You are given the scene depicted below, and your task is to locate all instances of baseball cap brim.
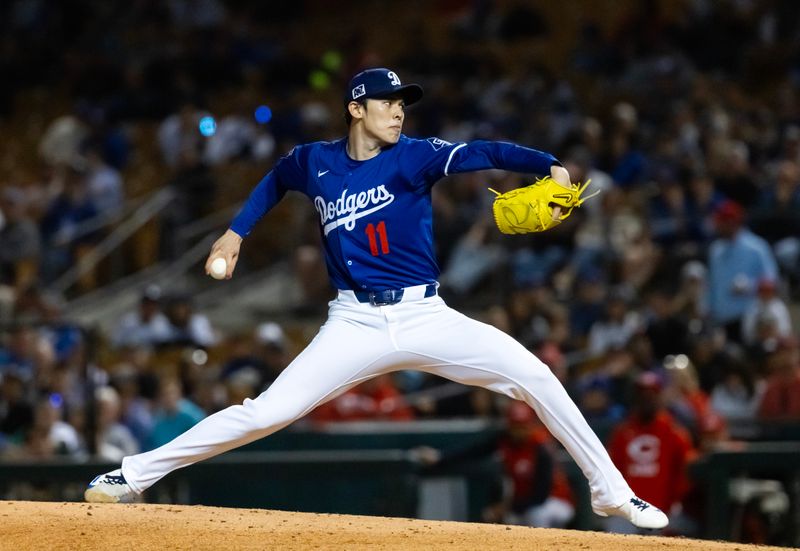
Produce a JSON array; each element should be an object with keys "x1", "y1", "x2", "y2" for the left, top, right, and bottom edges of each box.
[
  {"x1": 387, "y1": 83, "x2": 423, "y2": 106},
  {"x1": 344, "y1": 83, "x2": 424, "y2": 106}
]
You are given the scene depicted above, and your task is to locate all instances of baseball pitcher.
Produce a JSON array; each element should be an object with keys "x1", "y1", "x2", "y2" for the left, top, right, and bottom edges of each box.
[{"x1": 86, "y1": 68, "x2": 667, "y2": 530}]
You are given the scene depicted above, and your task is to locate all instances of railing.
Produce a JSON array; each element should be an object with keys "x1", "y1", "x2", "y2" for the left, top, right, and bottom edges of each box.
[
  {"x1": 52, "y1": 188, "x2": 176, "y2": 294},
  {"x1": 174, "y1": 202, "x2": 242, "y2": 255},
  {"x1": 690, "y1": 441, "x2": 800, "y2": 544},
  {"x1": 60, "y1": 196, "x2": 238, "y2": 326},
  {"x1": 48, "y1": 195, "x2": 149, "y2": 248}
]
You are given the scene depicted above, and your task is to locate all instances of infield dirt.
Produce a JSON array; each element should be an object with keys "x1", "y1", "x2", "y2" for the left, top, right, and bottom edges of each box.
[{"x1": 0, "y1": 500, "x2": 791, "y2": 550}]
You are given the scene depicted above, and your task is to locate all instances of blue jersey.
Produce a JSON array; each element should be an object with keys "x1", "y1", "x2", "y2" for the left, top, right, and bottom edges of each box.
[{"x1": 230, "y1": 135, "x2": 559, "y2": 291}]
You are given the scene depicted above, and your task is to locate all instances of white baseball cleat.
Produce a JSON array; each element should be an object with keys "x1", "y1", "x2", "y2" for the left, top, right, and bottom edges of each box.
[
  {"x1": 84, "y1": 469, "x2": 136, "y2": 503},
  {"x1": 594, "y1": 496, "x2": 669, "y2": 529}
]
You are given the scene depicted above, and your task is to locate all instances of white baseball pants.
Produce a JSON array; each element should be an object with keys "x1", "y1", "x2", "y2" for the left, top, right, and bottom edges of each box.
[{"x1": 122, "y1": 285, "x2": 634, "y2": 510}]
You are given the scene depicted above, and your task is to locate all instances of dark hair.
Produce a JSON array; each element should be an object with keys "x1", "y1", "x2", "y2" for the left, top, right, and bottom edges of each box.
[
  {"x1": 344, "y1": 100, "x2": 366, "y2": 126},
  {"x1": 721, "y1": 361, "x2": 756, "y2": 398}
]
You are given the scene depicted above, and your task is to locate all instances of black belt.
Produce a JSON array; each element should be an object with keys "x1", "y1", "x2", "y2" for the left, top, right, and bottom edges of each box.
[{"x1": 354, "y1": 284, "x2": 437, "y2": 306}]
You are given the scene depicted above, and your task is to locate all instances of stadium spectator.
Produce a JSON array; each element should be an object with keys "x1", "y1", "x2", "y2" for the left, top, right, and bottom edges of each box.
[
  {"x1": 508, "y1": 278, "x2": 567, "y2": 351},
  {"x1": 252, "y1": 322, "x2": 291, "y2": 383},
  {"x1": 312, "y1": 374, "x2": 414, "y2": 423},
  {"x1": 111, "y1": 285, "x2": 172, "y2": 349},
  {"x1": 707, "y1": 200, "x2": 778, "y2": 343},
  {"x1": 415, "y1": 401, "x2": 575, "y2": 529},
  {"x1": 686, "y1": 170, "x2": 724, "y2": 246},
  {"x1": 644, "y1": 287, "x2": 690, "y2": 361},
  {"x1": 38, "y1": 114, "x2": 90, "y2": 168},
  {"x1": 686, "y1": 327, "x2": 739, "y2": 395},
  {"x1": 83, "y1": 143, "x2": 124, "y2": 215},
  {"x1": 710, "y1": 363, "x2": 765, "y2": 423},
  {"x1": 109, "y1": 366, "x2": 155, "y2": 450},
  {"x1": 483, "y1": 402, "x2": 575, "y2": 528},
  {"x1": 95, "y1": 386, "x2": 139, "y2": 462},
  {"x1": 713, "y1": 141, "x2": 759, "y2": 208},
  {"x1": 671, "y1": 260, "x2": 709, "y2": 330},
  {"x1": 438, "y1": 174, "x2": 505, "y2": 297},
  {"x1": 162, "y1": 293, "x2": 219, "y2": 349},
  {"x1": 157, "y1": 102, "x2": 208, "y2": 169},
  {"x1": 222, "y1": 367, "x2": 261, "y2": 408},
  {"x1": 0, "y1": 371, "x2": 33, "y2": 441},
  {"x1": 145, "y1": 378, "x2": 205, "y2": 451},
  {"x1": 604, "y1": 103, "x2": 647, "y2": 188},
  {"x1": 757, "y1": 337, "x2": 800, "y2": 420},
  {"x1": 741, "y1": 278, "x2": 793, "y2": 348},
  {"x1": 750, "y1": 160, "x2": 800, "y2": 285},
  {"x1": 220, "y1": 323, "x2": 290, "y2": 392},
  {"x1": 203, "y1": 97, "x2": 275, "y2": 166},
  {"x1": 567, "y1": 268, "x2": 607, "y2": 347},
  {"x1": 0, "y1": 325, "x2": 53, "y2": 384},
  {"x1": 16, "y1": 394, "x2": 85, "y2": 459},
  {"x1": 587, "y1": 286, "x2": 641, "y2": 357},
  {"x1": 560, "y1": 147, "x2": 614, "y2": 288},
  {"x1": 626, "y1": 332, "x2": 662, "y2": 376},
  {"x1": 606, "y1": 372, "x2": 694, "y2": 534},
  {"x1": 575, "y1": 374, "x2": 626, "y2": 426},
  {"x1": 661, "y1": 354, "x2": 712, "y2": 437},
  {"x1": 647, "y1": 171, "x2": 703, "y2": 260},
  {"x1": 0, "y1": 187, "x2": 41, "y2": 320},
  {"x1": 38, "y1": 163, "x2": 101, "y2": 289}
]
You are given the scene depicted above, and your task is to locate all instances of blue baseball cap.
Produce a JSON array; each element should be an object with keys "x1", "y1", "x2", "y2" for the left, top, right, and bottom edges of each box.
[{"x1": 344, "y1": 68, "x2": 423, "y2": 107}]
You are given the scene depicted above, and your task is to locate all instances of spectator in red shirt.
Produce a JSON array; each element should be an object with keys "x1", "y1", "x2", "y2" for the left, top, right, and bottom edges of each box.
[
  {"x1": 311, "y1": 374, "x2": 414, "y2": 422},
  {"x1": 492, "y1": 401, "x2": 576, "y2": 528},
  {"x1": 412, "y1": 401, "x2": 575, "y2": 528},
  {"x1": 606, "y1": 371, "x2": 694, "y2": 533},
  {"x1": 758, "y1": 336, "x2": 800, "y2": 420}
]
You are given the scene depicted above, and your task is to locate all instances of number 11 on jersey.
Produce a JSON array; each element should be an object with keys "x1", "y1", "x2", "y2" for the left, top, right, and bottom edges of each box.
[{"x1": 365, "y1": 221, "x2": 390, "y2": 256}]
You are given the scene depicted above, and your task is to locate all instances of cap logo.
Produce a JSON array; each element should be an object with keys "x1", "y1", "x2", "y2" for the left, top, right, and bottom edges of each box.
[
  {"x1": 352, "y1": 84, "x2": 366, "y2": 100},
  {"x1": 387, "y1": 71, "x2": 401, "y2": 86}
]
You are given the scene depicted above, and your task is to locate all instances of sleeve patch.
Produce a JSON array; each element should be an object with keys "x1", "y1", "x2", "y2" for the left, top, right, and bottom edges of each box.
[{"x1": 427, "y1": 137, "x2": 453, "y2": 151}]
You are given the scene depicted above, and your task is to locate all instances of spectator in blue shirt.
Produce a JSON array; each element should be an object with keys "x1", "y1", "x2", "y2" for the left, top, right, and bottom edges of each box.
[
  {"x1": 145, "y1": 378, "x2": 205, "y2": 451},
  {"x1": 707, "y1": 200, "x2": 778, "y2": 343}
]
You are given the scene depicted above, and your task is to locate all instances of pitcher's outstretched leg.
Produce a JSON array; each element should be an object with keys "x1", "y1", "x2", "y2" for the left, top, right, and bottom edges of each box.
[
  {"x1": 86, "y1": 306, "x2": 393, "y2": 502},
  {"x1": 403, "y1": 303, "x2": 668, "y2": 529}
]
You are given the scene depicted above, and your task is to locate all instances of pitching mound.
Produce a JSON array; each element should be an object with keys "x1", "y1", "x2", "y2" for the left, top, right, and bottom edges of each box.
[{"x1": 0, "y1": 500, "x2": 786, "y2": 550}]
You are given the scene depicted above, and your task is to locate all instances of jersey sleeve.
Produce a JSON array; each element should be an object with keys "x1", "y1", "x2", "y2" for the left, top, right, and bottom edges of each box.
[
  {"x1": 446, "y1": 140, "x2": 561, "y2": 176},
  {"x1": 402, "y1": 137, "x2": 561, "y2": 191},
  {"x1": 400, "y1": 137, "x2": 469, "y2": 191},
  {"x1": 229, "y1": 146, "x2": 306, "y2": 237}
]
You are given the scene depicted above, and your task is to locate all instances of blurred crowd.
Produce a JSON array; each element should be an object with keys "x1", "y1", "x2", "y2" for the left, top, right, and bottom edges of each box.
[{"x1": 1, "y1": 0, "x2": 800, "y2": 542}]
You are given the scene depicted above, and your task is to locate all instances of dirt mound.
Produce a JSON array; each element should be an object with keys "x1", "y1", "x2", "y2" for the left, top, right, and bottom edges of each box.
[{"x1": 0, "y1": 500, "x2": 785, "y2": 550}]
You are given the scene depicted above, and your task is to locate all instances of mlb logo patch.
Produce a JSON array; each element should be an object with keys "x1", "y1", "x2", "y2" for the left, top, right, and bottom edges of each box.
[
  {"x1": 427, "y1": 137, "x2": 452, "y2": 151},
  {"x1": 352, "y1": 84, "x2": 366, "y2": 100}
]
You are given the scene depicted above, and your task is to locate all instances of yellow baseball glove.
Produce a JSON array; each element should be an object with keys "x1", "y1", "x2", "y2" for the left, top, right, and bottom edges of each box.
[{"x1": 489, "y1": 177, "x2": 598, "y2": 235}]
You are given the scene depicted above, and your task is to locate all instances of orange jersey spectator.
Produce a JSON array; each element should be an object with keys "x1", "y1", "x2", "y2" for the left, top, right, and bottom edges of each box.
[{"x1": 608, "y1": 372, "x2": 694, "y2": 513}]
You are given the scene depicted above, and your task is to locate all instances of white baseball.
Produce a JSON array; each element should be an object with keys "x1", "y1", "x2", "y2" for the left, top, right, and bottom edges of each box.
[{"x1": 210, "y1": 257, "x2": 227, "y2": 280}]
